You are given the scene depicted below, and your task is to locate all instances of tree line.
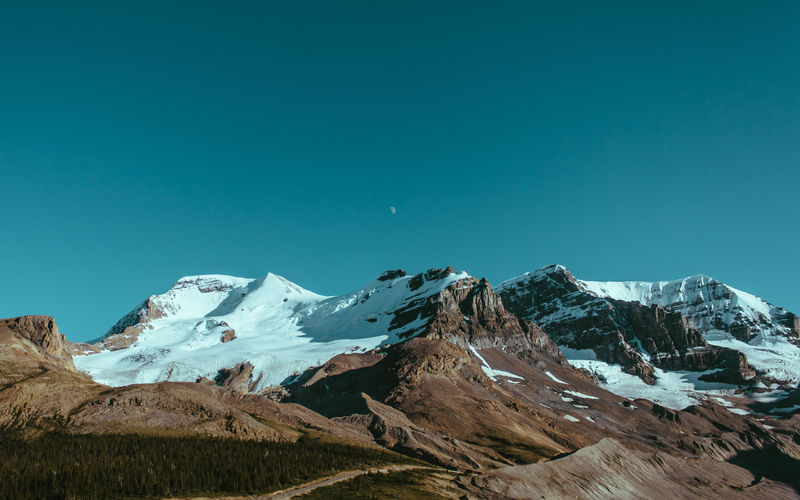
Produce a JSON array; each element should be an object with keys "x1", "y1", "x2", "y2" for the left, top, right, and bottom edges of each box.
[{"x1": 0, "y1": 432, "x2": 413, "y2": 499}]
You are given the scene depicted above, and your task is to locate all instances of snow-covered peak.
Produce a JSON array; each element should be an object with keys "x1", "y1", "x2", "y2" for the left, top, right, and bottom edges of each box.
[
  {"x1": 499, "y1": 264, "x2": 570, "y2": 288},
  {"x1": 298, "y1": 267, "x2": 471, "y2": 343},
  {"x1": 578, "y1": 273, "x2": 792, "y2": 341},
  {"x1": 498, "y1": 265, "x2": 800, "y2": 410},
  {"x1": 76, "y1": 267, "x2": 475, "y2": 391},
  {"x1": 144, "y1": 273, "x2": 325, "y2": 322},
  {"x1": 499, "y1": 265, "x2": 795, "y2": 343}
]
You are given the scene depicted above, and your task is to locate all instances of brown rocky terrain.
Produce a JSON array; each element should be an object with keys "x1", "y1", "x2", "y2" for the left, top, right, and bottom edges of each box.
[
  {"x1": 456, "y1": 437, "x2": 798, "y2": 499},
  {"x1": 1, "y1": 315, "x2": 78, "y2": 371},
  {"x1": 0, "y1": 316, "x2": 104, "y2": 431},
  {"x1": 286, "y1": 334, "x2": 800, "y2": 482},
  {"x1": 84, "y1": 296, "x2": 168, "y2": 352},
  {"x1": 287, "y1": 338, "x2": 579, "y2": 469}
]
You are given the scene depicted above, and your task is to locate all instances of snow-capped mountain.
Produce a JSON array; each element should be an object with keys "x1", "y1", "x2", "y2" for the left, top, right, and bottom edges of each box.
[
  {"x1": 75, "y1": 264, "x2": 799, "y2": 412},
  {"x1": 580, "y1": 273, "x2": 799, "y2": 343},
  {"x1": 75, "y1": 267, "x2": 555, "y2": 391},
  {"x1": 497, "y1": 265, "x2": 800, "y2": 409}
]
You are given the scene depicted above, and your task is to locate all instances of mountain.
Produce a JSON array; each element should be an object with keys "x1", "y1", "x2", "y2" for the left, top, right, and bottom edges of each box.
[
  {"x1": 75, "y1": 268, "x2": 561, "y2": 392},
  {"x1": 497, "y1": 264, "x2": 800, "y2": 410},
  {"x1": 76, "y1": 265, "x2": 800, "y2": 415}
]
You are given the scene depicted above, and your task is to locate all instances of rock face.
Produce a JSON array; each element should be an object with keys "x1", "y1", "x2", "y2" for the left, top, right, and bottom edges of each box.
[
  {"x1": 392, "y1": 270, "x2": 565, "y2": 364},
  {"x1": 0, "y1": 316, "x2": 101, "y2": 430},
  {"x1": 497, "y1": 265, "x2": 753, "y2": 384},
  {"x1": 92, "y1": 297, "x2": 167, "y2": 351},
  {"x1": 337, "y1": 392, "x2": 508, "y2": 469},
  {"x1": 219, "y1": 328, "x2": 236, "y2": 343},
  {"x1": 215, "y1": 362, "x2": 256, "y2": 393},
  {"x1": 0, "y1": 315, "x2": 77, "y2": 372}
]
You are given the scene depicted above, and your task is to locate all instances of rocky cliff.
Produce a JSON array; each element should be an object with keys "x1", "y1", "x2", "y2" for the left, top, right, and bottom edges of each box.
[
  {"x1": 497, "y1": 265, "x2": 754, "y2": 384},
  {"x1": 0, "y1": 315, "x2": 77, "y2": 372}
]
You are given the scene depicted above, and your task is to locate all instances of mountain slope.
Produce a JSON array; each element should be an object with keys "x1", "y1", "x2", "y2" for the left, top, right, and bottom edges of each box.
[{"x1": 457, "y1": 437, "x2": 798, "y2": 499}]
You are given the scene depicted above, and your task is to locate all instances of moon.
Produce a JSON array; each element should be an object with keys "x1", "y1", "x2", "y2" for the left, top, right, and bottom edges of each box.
[{"x1": 389, "y1": 206, "x2": 397, "y2": 215}]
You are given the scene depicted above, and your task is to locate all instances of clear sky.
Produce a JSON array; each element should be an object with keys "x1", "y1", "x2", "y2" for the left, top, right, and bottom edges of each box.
[{"x1": 1, "y1": 1, "x2": 798, "y2": 342}]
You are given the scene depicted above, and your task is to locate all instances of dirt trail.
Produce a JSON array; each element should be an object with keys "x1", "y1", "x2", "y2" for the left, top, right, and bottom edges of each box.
[
  {"x1": 265, "y1": 464, "x2": 425, "y2": 499},
  {"x1": 175, "y1": 464, "x2": 428, "y2": 500}
]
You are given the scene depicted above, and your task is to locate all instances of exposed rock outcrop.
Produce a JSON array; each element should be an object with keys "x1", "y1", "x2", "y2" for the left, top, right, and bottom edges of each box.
[
  {"x1": 219, "y1": 328, "x2": 236, "y2": 343},
  {"x1": 0, "y1": 315, "x2": 77, "y2": 372},
  {"x1": 391, "y1": 268, "x2": 566, "y2": 366},
  {"x1": 336, "y1": 393, "x2": 506, "y2": 469},
  {"x1": 215, "y1": 362, "x2": 256, "y2": 393},
  {"x1": 90, "y1": 297, "x2": 167, "y2": 351}
]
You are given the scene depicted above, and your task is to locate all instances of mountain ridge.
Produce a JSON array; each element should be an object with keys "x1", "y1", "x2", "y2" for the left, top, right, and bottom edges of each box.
[{"x1": 72, "y1": 264, "x2": 800, "y2": 416}]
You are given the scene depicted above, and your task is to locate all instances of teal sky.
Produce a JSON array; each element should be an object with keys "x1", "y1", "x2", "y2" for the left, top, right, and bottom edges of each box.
[{"x1": 1, "y1": 2, "x2": 798, "y2": 342}]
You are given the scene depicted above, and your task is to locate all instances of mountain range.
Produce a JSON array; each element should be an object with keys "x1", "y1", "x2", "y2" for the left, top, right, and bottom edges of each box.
[
  {"x1": 3, "y1": 264, "x2": 800, "y2": 498},
  {"x1": 74, "y1": 265, "x2": 800, "y2": 414}
]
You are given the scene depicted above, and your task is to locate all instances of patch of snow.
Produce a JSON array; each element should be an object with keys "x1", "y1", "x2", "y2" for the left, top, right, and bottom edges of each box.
[
  {"x1": 563, "y1": 415, "x2": 580, "y2": 422},
  {"x1": 563, "y1": 389, "x2": 598, "y2": 400},
  {"x1": 566, "y1": 357, "x2": 736, "y2": 410},
  {"x1": 544, "y1": 371, "x2": 567, "y2": 384},
  {"x1": 705, "y1": 330, "x2": 800, "y2": 384},
  {"x1": 468, "y1": 345, "x2": 524, "y2": 382},
  {"x1": 711, "y1": 397, "x2": 733, "y2": 407}
]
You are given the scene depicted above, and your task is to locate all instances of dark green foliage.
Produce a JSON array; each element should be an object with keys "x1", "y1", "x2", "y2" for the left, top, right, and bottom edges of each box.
[{"x1": 0, "y1": 432, "x2": 411, "y2": 499}]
